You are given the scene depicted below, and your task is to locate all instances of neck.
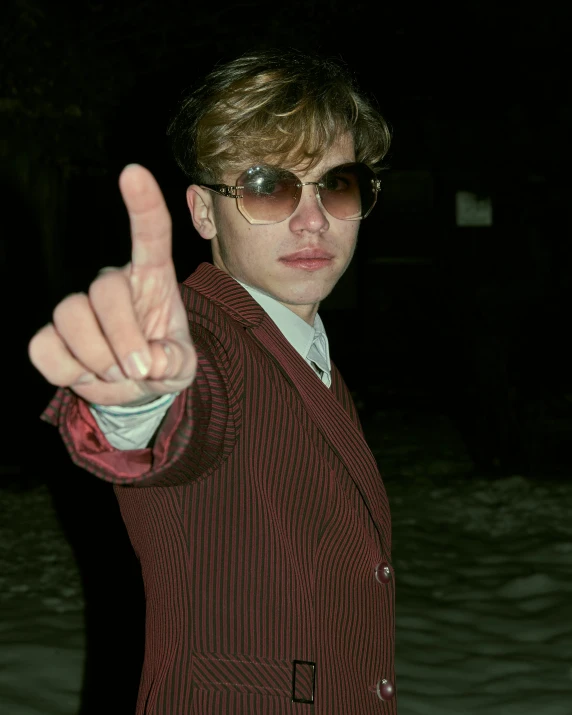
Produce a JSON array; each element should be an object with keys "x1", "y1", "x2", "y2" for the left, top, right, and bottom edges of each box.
[{"x1": 279, "y1": 300, "x2": 318, "y2": 326}]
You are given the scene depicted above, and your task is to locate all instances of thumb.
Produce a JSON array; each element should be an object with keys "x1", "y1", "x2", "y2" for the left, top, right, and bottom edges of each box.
[{"x1": 147, "y1": 336, "x2": 197, "y2": 384}]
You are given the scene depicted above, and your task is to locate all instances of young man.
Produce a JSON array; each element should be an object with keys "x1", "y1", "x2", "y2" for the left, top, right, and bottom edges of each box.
[{"x1": 29, "y1": 50, "x2": 396, "y2": 714}]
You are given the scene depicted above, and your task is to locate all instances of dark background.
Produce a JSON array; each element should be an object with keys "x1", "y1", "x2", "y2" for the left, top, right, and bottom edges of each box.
[{"x1": 3, "y1": 1, "x2": 572, "y2": 711}]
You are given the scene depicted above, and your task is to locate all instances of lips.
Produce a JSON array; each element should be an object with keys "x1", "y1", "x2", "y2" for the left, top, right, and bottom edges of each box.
[
  {"x1": 279, "y1": 249, "x2": 334, "y2": 272},
  {"x1": 280, "y1": 249, "x2": 334, "y2": 261}
]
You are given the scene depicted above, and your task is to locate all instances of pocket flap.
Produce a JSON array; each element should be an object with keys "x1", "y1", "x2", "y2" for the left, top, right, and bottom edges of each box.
[{"x1": 193, "y1": 651, "x2": 314, "y2": 702}]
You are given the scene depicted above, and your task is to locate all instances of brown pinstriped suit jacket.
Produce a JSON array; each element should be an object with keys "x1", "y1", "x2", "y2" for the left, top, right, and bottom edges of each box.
[{"x1": 43, "y1": 262, "x2": 397, "y2": 714}]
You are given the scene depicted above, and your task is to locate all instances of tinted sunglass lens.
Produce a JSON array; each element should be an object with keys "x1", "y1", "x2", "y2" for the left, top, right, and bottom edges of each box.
[
  {"x1": 239, "y1": 166, "x2": 299, "y2": 223},
  {"x1": 320, "y1": 164, "x2": 376, "y2": 220}
]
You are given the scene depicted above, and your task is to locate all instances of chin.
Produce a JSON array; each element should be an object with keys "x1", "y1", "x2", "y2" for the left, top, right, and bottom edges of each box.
[
  {"x1": 265, "y1": 273, "x2": 337, "y2": 306},
  {"x1": 282, "y1": 288, "x2": 331, "y2": 306}
]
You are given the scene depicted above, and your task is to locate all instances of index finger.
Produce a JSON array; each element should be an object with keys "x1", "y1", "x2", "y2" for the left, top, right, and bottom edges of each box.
[{"x1": 119, "y1": 164, "x2": 173, "y2": 268}]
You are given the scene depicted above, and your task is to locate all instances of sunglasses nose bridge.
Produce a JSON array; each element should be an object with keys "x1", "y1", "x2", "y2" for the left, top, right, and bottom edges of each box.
[
  {"x1": 296, "y1": 181, "x2": 327, "y2": 212},
  {"x1": 298, "y1": 181, "x2": 322, "y2": 194}
]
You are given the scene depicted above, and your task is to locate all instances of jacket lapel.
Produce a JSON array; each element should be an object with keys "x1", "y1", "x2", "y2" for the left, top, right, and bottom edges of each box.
[
  {"x1": 249, "y1": 316, "x2": 391, "y2": 552},
  {"x1": 185, "y1": 263, "x2": 390, "y2": 551}
]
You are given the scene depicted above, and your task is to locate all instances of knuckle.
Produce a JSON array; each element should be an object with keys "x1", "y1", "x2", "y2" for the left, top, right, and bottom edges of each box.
[
  {"x1": 46, "y1": 373, "x2": 69, "y2": 387},
  {"x1": 28, "y1": 323, "x2": 57, "y2": 360},
  {"x1": 96, "y1": 265, "x2": 121, "y2": 278},
  {"x1": 53, "y1": 292, "x2": 88, "y2": 326},
  {"x1": 28, "y1": 327, "x2": 48, "y2": 365},
  {"x1": 28, "y1": 325, "x2": 66, "y2": 386},
  {"x1": 89, "y1": 270, "x2": 124, "y2": 304},
  {"x1": 88, "y1": 280, "x2": 104, "y2": 304}
]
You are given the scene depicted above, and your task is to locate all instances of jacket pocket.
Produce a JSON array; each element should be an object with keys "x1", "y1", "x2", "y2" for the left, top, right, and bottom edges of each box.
[
  {"x1": 192, "y1": 651, "x2": 292, "y2": 698},
  {"x1": 190, "y1": 652, "x2": 317, "y2": 714}
]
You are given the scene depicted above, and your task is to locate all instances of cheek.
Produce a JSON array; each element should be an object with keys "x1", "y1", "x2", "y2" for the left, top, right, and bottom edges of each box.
[
  {"x1": 213, "y1": 203, "x2": 245, "y2": 261},
  {"x1": 339, "y1": 225, "x2": 359, "y2": 257},
  {"x1": 216, "y1": 220, "x2": 265, "y2": 270}
]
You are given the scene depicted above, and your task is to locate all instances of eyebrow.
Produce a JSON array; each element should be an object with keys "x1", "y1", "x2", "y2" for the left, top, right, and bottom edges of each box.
[
  {"x1": 248, "y1": 159, "x2": 356, "y2": 179},
  {"x1": 301, "y1": 159, "x2": 356, "y2": 181}
]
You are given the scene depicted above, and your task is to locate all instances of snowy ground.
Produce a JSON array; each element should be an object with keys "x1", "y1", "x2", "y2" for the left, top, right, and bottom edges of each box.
[{"x1": 2, "y1": 410, "x2": 571, "y2": 714}]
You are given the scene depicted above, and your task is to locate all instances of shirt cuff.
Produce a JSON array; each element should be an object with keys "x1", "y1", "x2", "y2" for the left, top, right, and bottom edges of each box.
[{"x1": 89, "y1": 393, "x2": 179, "y2": 450}]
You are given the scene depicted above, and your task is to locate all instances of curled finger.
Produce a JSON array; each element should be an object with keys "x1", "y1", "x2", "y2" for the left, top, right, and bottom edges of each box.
[
  {"x1": 28, "y1": 323, "x2": 97, "y2": 387},
  {"x1": 88, "y1": 271, "x2": 152, "y2": 380}
]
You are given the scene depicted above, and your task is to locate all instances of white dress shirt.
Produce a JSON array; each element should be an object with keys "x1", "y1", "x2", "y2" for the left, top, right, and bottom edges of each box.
[{"x1": 90, "y1": 277, "x2": 332, "y2": 450}]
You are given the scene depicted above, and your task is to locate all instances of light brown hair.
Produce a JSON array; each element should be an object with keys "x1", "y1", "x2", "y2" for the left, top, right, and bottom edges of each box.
[{"x1": 168, "y1": 49, "x2": 391, "y2": 183}]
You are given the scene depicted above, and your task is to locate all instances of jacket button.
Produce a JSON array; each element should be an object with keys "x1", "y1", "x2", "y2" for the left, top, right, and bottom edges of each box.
[
  {"x1": 376, "y1": 678, "x2": 395, "y2": 701},
  {"x1": 375, "y1": 561, "x2": 391, "y2": 584}
]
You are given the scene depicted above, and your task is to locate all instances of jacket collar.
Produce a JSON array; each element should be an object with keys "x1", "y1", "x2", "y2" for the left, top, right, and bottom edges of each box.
[{"x1": 183, "y1": 262, "x2": 265, "y2": 327}]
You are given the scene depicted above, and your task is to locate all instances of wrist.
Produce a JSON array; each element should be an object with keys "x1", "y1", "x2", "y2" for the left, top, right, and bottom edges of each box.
[
  {"x1": 91, "y1": 392, "x2": 179, "y2": 413},
  {"x1": 121, "y1": 394, "x2": 166, "y2": 408}
]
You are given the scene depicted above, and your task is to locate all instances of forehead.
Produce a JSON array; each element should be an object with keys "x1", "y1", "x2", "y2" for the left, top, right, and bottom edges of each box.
[
  {"x1": 291, "y1": 134, "x2": 356, "y2": 178},
  {"x1": 226, "y1": 132, "x2": 356, "y2": 180}
]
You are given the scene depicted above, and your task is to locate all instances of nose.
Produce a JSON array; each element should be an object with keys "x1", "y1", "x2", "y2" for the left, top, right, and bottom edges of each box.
[{"x1": 288, "y1": 183, "x2": 330, "y2": 234}]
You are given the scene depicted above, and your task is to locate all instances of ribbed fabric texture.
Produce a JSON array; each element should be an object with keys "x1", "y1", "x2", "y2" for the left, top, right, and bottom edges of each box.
[{"x1": 41, "y1": 262, "x2": 396, "y2": 714}]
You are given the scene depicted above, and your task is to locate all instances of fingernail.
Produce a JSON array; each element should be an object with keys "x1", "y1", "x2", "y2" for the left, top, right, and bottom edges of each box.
[
  {"x1": 75, "y1": 372, "x2": 96, "y2": 385},
  {"x1": 125, "y1": 351, "x2": 149, "y2": 379},
  {"x1": 104, "y1": 364, "x2": 125, "y2": 382}
]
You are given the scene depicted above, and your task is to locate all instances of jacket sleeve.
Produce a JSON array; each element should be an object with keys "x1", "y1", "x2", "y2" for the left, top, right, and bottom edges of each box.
[{"x1": 40, "y1": 325, "x2": 243, "y2": 487}]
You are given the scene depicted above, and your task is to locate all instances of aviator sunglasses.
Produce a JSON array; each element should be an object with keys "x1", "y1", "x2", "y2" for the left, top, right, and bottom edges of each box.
[{"x1": 201, "y1": 162, "x2": 381, "y2": 225}]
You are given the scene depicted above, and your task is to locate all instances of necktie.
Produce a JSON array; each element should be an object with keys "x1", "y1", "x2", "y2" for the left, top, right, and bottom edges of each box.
[{"x1": 307, "y1": 332, "x2": 330, "y2": 383}]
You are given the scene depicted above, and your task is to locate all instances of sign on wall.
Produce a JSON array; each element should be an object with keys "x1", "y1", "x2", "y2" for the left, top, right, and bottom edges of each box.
[{"x1": 455, "y1": 191, "x2": 493, "y2": 227}]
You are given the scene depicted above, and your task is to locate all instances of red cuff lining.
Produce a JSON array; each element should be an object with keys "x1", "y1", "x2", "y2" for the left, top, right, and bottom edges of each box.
[{"x1": 65, "y1": 395, "x2": 186, "y2": 479}]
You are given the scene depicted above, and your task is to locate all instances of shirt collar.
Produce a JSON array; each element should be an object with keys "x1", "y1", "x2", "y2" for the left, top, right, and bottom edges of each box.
[{"x1": 236, "y1": 279, "x2": 331, "y2": 370}]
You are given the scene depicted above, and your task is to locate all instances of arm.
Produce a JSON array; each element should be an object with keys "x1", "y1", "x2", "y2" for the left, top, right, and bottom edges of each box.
[
  {"x1": 40, "y1": 331, "x2": 241, "y2": 486},
  {"x1": 29, "y1": 165, "x2": 199, "y2": 480}
]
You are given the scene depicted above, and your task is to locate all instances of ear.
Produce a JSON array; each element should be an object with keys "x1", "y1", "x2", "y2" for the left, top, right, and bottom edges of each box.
[{"x1": 186, "y1": 185, "x2": 217, "y2": 240}]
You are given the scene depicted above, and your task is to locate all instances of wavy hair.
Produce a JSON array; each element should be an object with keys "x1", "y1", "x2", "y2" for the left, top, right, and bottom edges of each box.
[{"x1": 168, "y1": 49, "x2": 391, "y2": 183}]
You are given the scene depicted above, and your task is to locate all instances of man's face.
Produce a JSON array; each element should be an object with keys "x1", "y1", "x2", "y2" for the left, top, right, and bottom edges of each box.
[{"x1": 189, "y1": 134, "x2": 359, "y2": 324}]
